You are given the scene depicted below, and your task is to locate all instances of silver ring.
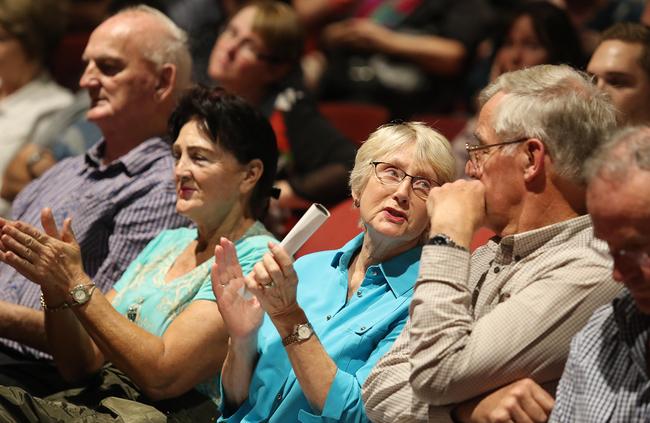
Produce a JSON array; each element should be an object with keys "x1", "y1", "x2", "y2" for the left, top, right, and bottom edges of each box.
[{"x1": 263, "y1": 281, "x2": 275, "y2": 288}]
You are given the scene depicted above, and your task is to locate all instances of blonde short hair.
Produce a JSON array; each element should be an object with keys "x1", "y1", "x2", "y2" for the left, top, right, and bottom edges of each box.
[{"x1": 349, "y1": 122, "x2": 456, "y2": 199}]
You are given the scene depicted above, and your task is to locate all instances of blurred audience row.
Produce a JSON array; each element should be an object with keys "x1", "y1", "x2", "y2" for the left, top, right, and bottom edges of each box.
[{"x1": 3, "y1": 0, "x2": 650, "y2": 225}]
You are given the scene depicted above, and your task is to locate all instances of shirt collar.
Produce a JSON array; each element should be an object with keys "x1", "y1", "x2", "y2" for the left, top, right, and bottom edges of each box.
[
  {"x1": 330, "y1": 233, "x2": 422, "y2": 298},
  {"x1": 83, "y1": 137, "x2": 171, "y2": 176},
  {"x1": 494, "y1": 215, "x2": 592, "y2": 264}
]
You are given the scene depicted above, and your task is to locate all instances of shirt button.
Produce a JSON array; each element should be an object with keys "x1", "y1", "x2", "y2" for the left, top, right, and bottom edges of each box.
[
  {"x1": 326, "y1": 315, "x2": 331, "y2": 320},
  {"x1": 277, "y1": 394, "x2": 282, "y2": 400},
  {"x1": 356, "y1": 291, "x2": 363, "y2": 297},
  {"x1": 493, "y1": 267, "x2": 500, "y2": 273},
  {"x1": 360, "y1": 326, "x2": 366, "y2": 331}
]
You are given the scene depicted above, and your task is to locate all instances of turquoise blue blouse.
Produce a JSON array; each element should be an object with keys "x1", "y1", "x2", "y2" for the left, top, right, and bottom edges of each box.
[
  {"x1": 111, "y1": 222, "x2": 276, "y2": 403},
  {"x1": 219, "y1": 233, "x2": 422, "y2": 422}
]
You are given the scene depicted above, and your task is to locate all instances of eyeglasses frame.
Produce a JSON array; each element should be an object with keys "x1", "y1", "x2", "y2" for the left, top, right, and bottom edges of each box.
[{"x1": 369, "y1": 161, "x2": 440, "y2": 200}]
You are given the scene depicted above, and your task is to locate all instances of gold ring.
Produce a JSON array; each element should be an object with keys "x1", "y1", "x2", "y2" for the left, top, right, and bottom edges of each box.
[{"x1": 263, "y1": 281, "x2": 275, "y2": 288}]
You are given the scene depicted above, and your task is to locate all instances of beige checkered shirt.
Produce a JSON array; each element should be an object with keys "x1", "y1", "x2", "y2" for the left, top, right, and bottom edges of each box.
[{"x1": 362, "y1": 215, "x2": 622, "y2": 422}]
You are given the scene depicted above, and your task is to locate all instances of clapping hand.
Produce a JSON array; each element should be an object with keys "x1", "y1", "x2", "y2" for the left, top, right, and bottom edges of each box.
[
  {"x1": 0, "y1": 208, "x2": 85, "y2": 302},
  {"x1": 211, "y1": 238, "x2": 264, "y2": 340}
]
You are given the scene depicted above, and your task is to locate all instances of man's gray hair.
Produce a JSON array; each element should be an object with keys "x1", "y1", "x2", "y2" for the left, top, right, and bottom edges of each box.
[
  {"x1": 585, "y1": 126, "x2": 650, "y2": 183},
  {"x1": 119, "y1": 5, "x2": 192, "y2": 91},
  {"x1": 479, "y1": 64, "x2": 617, "y2": 185}
]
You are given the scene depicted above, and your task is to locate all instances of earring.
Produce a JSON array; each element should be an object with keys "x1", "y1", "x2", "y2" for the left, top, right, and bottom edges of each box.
[{"x1": 353, "y1": 198, "x2": 360, "y2": 208}]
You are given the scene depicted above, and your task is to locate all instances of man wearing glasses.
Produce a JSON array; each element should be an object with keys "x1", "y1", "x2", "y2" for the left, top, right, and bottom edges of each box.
[
  {"x1": 550, "y1": 126, "x2": 650, "y2": 421},
  {"x1": 363, "y1": 64, "x2": 623, "y2": 422}
]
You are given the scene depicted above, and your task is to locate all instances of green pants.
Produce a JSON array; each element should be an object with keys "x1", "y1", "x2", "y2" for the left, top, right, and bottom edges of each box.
[{"x1": 0, "y1": 365, "x2": 219, "y2": 422}]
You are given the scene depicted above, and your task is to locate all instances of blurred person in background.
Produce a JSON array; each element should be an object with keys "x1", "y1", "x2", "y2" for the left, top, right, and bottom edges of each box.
[
  {"x1": 208, "y1": 1, "x2": 356, "y2": 235},
  {"x1": 295, "y1": 0, "x2": 496, "y2": 117},
  {"x1": 0, "y1": 0, "x2": 74, "y2": 217},
  {"x1": 587, "y1": 22, "x2": 650, "y2": 126},
  {"x1": 453, "y1": 1, "x2": 585, "y2": 178}
]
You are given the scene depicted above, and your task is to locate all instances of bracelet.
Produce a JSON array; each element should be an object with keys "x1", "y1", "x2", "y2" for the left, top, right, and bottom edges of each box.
[{"x1": 40, "y1": 293, "x2": 70, "y2": 312}]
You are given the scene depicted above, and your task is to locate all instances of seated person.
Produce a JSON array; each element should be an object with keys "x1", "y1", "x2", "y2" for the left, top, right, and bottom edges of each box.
[
  {"x1": 0, "y1": 86, "x2": 279, "y2": 420},
  {"x1": 363, "y1": 65, "x2": 622, "y2": 423},
  {"x1": 0, "y1": 6, "x2": 191, "y2": 373},
  {"x1": 0, "y1": 0, "x2": 74, "y2": 216},
  {"x1": 587, "y1": 22, "x2": 650, "y2": 126},
  {"x1": 211, "y1": 121, "x2": 455, "y2": 421},
  {"x1": 208, "y1": 1, "x2": 357, "y2": 215},
  {"x1": 454, "y1": 1, "x2": 585, "y2": 178},
  {"x1": 550, "y1": 126, "x2": 650, "y2": 421},
  {"x1": 1, "y1": 91, "x2": 102, "y2": 204},
  {"x1": 297, "y1": 0, "x2": 496, "y2": 117}
]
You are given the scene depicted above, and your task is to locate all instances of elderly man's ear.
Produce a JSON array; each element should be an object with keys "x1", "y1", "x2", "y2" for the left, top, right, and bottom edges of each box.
[
  {"x1": 155, "y1": 64, "x2": 176, "y2": 101},
  {"x1": 522, "y1": 138, "x2": 546, "y2": 183}
]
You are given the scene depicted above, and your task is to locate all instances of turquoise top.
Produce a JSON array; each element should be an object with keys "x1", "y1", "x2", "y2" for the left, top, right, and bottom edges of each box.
[
  {"x1": 219, "y1": 233, "x2": 422, "y2": 422},
  {"x1": 112, "y1": 222, "x2": 276, "y2": 403}
]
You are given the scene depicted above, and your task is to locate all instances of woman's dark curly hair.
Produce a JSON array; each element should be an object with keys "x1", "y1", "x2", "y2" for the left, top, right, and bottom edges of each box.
[{"x1": 168, "y1": 85, "x2": 278, "y2": 220}]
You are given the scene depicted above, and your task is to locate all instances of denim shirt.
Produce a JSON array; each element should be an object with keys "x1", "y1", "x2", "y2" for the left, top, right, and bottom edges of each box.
[{"x1": 219, "y1": 233, "x2": 421, "y2": 422}]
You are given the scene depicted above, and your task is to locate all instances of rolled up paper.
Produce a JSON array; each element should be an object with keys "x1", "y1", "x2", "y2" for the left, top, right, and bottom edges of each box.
[{"x1": 238, "y1": 203, "x2": 330, "y2": 299}]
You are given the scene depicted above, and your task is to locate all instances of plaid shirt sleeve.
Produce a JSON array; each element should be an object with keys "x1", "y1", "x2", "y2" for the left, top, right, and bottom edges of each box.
[
  {"x1": 90, "y1": 183, "x2": 189, "y2": 292},
  {"x1": 363, "y1": 319, "x2": 436, "y2": 423},
  {"x1": 409, "y1": 245, "x2": 620, "y2": 406}
]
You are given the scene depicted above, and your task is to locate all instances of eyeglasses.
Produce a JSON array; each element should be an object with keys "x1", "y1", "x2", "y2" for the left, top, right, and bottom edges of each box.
[
  {"x1": 589, "y1": 238, "x2": 650, "y2": 271},
  {"x1": 370, "y1": 161, "x2": 439, "y2": 200},
  {"x1": 465, "y1": 137, "x2": 529, "y2": 173}
]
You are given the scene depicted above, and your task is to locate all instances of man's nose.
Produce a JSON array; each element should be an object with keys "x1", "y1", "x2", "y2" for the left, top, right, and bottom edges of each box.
[
  {"x1": 79, "y1": 63, "x2": 98, "y2": 88},
  {"x1": 466, "y1": 160, "x2": 480, "y2": 179}
]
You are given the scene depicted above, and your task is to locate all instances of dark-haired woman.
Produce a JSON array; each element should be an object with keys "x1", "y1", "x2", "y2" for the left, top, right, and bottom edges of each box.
[
  {"x1": 455, "y1": 1, "x2": 585, "y2": 178},
  {"x1": 0, "y1": 86, "x2": 278, "y2": 420}
]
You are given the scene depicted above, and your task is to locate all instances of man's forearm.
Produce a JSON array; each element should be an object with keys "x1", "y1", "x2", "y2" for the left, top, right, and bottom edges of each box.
[{"x1": 0, "y1": 300, "x2": 48, "y2": 353}]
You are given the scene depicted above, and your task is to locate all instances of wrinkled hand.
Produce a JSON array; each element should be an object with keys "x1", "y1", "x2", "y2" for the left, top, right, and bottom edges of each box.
[
  {"x1": 245, "y1": 243, "x2": 300, "y2": 320},
  {"x1": 460, "y1": 378, "x2": 555, "y2": 423},
  {"x1": 211, "y1": 238, "x2": 263, "y2": 340},
  {"x1": 0, "y1": 208, "x2": 85, "y2": 300},
  {"x1": 322, "y1": 18, "x2": 390, "y2": 50},
  {"x1": 426, "y1": 179, "x2": 487, "y2": 245}
]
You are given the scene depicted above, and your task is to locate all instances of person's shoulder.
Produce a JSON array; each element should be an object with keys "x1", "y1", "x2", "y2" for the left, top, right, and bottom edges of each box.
[{"x1": 573, "y1": 301, "x2": 616, "y2": 348}]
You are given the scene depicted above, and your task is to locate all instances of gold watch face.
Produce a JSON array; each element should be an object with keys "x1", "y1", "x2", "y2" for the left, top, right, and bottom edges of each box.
[
  {"x1": 297, "y1": 325, "x2": 312, "y2": 340},
  {"x1": 71, "y1": 286, "x2": 89, "y2": 303}
]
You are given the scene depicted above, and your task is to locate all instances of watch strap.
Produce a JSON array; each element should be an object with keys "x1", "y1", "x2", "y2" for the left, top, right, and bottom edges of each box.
[
  {"x1": 40, "y1": 293, "x2": 70, "y2": 312},
  {"x1": 428, "y1": 233, "x2": 469, "y2": 252}
]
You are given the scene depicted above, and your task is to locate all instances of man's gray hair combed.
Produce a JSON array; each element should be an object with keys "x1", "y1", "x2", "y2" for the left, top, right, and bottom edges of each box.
[
  {"x1": 479, "y1": 64, "x2": 617, "y2": 185},
  {"x1": 119, "y1": 5, "x2": 192, "y2": 90},
  {"x1": 585, "y1": 126, "x2": 650, "y2": 183}
]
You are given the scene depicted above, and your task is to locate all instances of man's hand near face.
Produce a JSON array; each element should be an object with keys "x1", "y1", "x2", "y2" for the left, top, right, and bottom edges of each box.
[{"x1": 427, "y1": 179, "x2": 487, "y2": 248}]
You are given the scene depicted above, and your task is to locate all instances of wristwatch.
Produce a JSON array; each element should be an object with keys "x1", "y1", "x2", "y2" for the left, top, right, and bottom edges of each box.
[
  {"x1": 428, "y1": 233, "x2": 468, "y2": 252},
  {"x1": 69, "y1": 283, "x2": 97, "y2": 306},
  {"x1": 282, "y1": 322, "x2": 314, "y2": 346}
]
